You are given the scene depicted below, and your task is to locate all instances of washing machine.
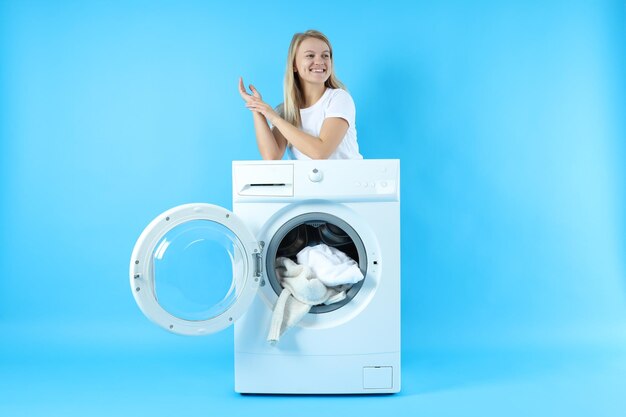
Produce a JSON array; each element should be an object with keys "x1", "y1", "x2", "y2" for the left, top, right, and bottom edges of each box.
[{"x1": 129, "y1": 159, "x2": 400, "y2": 394}]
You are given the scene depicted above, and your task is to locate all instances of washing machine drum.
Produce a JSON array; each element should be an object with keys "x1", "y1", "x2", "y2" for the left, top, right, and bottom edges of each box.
[
  {"x1": 266, "y1": 212, "x2": 368, "y2": 314},
  {"x1": 319, "y1": 223, "x2": 353, "y2": 246}
]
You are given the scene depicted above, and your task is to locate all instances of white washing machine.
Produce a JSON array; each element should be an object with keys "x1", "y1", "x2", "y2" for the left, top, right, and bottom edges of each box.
[{"x1": 129, "y1": 159, "x2": 400, "y2": 394}]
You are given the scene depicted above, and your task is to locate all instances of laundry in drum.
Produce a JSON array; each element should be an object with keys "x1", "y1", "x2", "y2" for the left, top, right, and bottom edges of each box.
[
  {"x1": 296, "y1": 244, "x2": 364, "y2": 287},
  {"x1": 267, "y1": 243, "x2": 364, "y2": 344}
]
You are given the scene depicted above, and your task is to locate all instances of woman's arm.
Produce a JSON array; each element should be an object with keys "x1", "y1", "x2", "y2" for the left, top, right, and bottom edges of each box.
[
  {"x1": 239, "y1": 78, "x2": 287, "y2": 160},
  {"x1": 272, "y1": 117, "x2": 348, "y2": 160},
  {"x1": 245, "y1": 96, "x2": 349, "y2": 160},
  {"x1": 251, "y1": 112, "x2": 287, "y2": 160}
]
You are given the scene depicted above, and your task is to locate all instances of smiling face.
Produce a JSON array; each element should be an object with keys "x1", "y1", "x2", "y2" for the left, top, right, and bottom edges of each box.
[{"x1": 294, "y1": 37, "x2": 332, "y2": 86}]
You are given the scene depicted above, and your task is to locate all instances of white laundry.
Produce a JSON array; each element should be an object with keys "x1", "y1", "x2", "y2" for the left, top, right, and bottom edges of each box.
[
  {"x1": 267, "y1": 257, "x2": 347, "y2": 344},
  {"x1": 296, "y1": 244, "x2": 365, "y2": 287}
]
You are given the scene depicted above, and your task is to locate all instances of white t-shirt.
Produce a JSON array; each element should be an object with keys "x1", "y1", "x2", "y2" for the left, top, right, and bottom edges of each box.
[{"x1": 282, "y1": 88, "x2": 363, "y2": 160}]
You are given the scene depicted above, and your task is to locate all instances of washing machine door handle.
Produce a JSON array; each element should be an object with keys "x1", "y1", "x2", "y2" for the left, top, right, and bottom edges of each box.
[{"x1": 129, "y1": 203, "x2": 262, "y2": 336}]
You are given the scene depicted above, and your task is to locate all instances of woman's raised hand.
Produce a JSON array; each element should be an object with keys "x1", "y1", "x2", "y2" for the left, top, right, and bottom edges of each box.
[
  {"x1": 239, "y1": 77, "x2": 262, "y2": 103},
  {"x1": 245, "y1": 97, "x2": 280, "y2": 124},
  {"x1": 239, "y1": 77, "x2": 279, "y2": 124}
]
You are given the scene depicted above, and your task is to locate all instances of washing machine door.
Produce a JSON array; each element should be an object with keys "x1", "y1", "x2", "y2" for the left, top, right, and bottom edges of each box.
[{"x1": 129, "y1": 203, "x2": 262, "y2": 336}]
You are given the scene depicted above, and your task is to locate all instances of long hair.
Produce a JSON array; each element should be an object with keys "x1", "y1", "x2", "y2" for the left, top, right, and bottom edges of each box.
[{"x1": 283, "y1": 30, "x2": 346, "y2": 128}]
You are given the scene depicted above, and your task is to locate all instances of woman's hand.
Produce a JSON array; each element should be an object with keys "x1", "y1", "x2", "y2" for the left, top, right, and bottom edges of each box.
[
  {"x1": 238, "y1": 77, "x2": 262, "y2": 103},
  {"x1": 239, "y1": 77, "x2": 281, "y2": 124},
  {"x1": 245, "y1": 96, "x2": 281, "y2": 125}
]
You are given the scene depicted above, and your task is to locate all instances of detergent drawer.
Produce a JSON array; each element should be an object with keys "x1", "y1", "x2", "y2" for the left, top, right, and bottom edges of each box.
[{"x1": 234, "y1": 163, "x2": 294, "y2": 197}]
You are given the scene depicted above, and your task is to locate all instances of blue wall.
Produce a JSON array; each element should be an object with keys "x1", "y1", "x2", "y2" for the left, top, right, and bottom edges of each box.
[{"x1": 1, "y1": 1, "x2": 625, "y2": 416}]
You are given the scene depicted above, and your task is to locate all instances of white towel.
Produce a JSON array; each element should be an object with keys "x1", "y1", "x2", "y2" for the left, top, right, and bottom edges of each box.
[
  {"x1": 267, "y1": 257, "x2": 346, "y2": 344},
  {"x1": 296, "y1": 244, "x2": 365, "y2": 286}
]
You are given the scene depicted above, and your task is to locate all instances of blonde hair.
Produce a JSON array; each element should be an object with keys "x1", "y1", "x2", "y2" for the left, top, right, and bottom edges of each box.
[{"x1": 283, "y1": 30, "x2": 346, "y2": 128}]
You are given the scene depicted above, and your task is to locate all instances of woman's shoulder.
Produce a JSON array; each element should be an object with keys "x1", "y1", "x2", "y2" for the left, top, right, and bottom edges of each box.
[
  {"x1": 327, "y1": 88, "x2": 352, "y2": 99},
  {"x1": 325, "y1": 88, "x2": 355, "y2": 109}
]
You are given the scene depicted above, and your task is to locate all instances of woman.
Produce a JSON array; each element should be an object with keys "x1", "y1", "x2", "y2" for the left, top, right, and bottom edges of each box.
[{"x1": 239, "y1": 30, "x2": 362, "y2": 160}]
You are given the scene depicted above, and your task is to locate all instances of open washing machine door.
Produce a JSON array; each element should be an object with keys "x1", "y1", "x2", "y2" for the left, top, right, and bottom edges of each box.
[{"x1": 129, "y1": 203, "x2": 262, "y2": 336}]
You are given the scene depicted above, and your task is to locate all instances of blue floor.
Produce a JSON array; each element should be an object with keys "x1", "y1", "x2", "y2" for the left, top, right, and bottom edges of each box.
[{"x1": 2, "y1": 322, "x2": 624, "y2": 417}]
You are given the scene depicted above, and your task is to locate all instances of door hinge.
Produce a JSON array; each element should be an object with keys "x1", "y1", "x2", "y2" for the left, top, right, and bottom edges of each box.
[{"x1": 254, "y1": 252, "x2": 263, "y2": 277}]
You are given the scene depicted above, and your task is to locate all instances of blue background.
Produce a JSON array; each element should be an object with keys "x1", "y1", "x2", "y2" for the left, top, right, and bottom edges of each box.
[{"x1": 1, "y1": 0, "x2": 625, "y2": 415}]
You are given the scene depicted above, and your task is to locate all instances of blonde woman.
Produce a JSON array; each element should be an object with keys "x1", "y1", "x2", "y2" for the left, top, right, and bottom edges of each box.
[{"x1": 239, "y1": 30, "x2": 363, "y2": 160}]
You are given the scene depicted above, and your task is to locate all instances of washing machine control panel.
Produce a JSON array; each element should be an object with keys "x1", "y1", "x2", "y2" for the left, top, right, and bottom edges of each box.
[
  {"x1": 299, "y1": 161, "x2": 399, "y2": 200},
  {"x1": 308, "y1": 168, "x2": 324, "y2": 183},
  {"x1": 233, "y1": 160, "x2": 399, "y2": 202}
]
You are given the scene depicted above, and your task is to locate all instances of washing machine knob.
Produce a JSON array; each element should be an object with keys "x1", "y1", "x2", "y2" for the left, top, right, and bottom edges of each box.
[{"x1": 308, "y1": 168, "x2": 323, "y2": 182}]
